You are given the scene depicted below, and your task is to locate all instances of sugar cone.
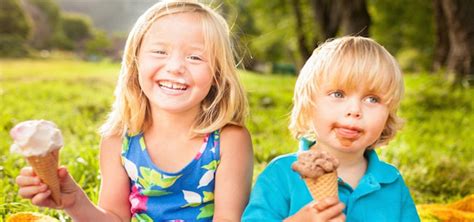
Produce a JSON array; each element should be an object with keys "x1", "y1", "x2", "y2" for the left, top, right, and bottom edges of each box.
[
  {"x1": 305, "y1": 171, "x2": 338, "y2": 201},
  {"x1": 26, "y1": 151, "x2": 61, "y2": 206}
]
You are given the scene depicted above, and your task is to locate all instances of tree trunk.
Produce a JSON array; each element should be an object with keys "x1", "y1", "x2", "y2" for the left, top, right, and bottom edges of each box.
[
  {"x1": 290, "y1": 0, "x2": 312, "y2": 61},
  {"x1": 340, "y1": 0, "x2": 371, "y2": 37},
  {"x1": 432, "y1": 0, "x2": 449, "y2": 72},
  {"x1": 310, "y1": 0, "x2": 341, "y2": 41},
  {"x1": 440, "y1": 0, "x2": 474, "y2": 83}
]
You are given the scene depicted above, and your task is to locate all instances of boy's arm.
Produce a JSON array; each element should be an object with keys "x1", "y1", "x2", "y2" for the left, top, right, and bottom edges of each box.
[
  {"x1": 213, "y1": 125, "x2": 253, "y2": 221},
  {"x1": 66, "y1": 136, "x2": 131, "y2": 221},
  {"x1": 242, "y1": 158, "x2": 291, "y2": 221}
]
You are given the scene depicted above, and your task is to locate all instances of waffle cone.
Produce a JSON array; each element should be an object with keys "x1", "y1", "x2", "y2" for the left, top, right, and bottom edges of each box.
[
  {"x1": 305, "y1": 171, "x2": 338, "y2": 201},
  {"x1": 26, "y1": 152, "x2": 61, "y2": 206}
]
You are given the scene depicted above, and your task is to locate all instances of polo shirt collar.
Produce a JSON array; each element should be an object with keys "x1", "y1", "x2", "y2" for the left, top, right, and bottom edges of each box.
[
  {"x1": 365, "y1": 149, "x2": 399, "y2": 184},
  {"x1": 350, "y1": 150, "x2": 400, "y2": 199}
]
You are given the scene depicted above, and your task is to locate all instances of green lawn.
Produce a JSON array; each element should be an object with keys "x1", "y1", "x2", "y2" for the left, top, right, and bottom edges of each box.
[{"x1": 1, "y1": 58, "x2": 472, "y2": 220}]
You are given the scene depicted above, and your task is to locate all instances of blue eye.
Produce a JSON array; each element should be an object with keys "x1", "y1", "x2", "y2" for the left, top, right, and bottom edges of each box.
[
  {"x1": 365, "y1": 96, "x2": 379, "y2": 103},
  {"x1": 329, "y1": 91, "x2": 344, "y2": 98}
]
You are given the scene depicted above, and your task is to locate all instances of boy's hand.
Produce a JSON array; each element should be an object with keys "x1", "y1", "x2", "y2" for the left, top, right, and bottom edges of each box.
[
  {"x1": 16, "y1": 166, "x2": 81, "y2": 209},
  {"x1": 284, "y1": 196, "x2": 346, "y2": 222}
]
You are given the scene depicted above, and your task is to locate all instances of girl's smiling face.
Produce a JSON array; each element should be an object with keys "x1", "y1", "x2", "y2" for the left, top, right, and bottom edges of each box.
[
  {"x1": 137, "y1": 12, "x2": 213, "y2": 116},
  {"x1": 310, "y1": 83, "x2": 390, "y2": 154}
]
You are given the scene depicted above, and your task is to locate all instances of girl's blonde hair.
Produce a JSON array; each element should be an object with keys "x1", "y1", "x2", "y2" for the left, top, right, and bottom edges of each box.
[
  {"x1": 289, "y1": 36, "x2": 404, "y2": 148},
  {"x1": 100, "y1": 0, "x2": 247, "y2": 137}
]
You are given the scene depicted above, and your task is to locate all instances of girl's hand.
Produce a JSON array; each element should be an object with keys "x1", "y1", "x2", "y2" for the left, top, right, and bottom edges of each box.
[
  {"x1": 16, "y1": 166, "x2": 81, "y2": 209},
  {"x1": 284, "y1": 196, "x2": 346, "y2": 222}
]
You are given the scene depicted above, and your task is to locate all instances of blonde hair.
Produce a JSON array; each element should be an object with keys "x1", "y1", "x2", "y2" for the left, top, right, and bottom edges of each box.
[
  {"x1": 100, "y1": 0, "x2": 247, "y2": 137},
  {"x1": 289, "y1": 36, "x2": 404, "y2": 148}
]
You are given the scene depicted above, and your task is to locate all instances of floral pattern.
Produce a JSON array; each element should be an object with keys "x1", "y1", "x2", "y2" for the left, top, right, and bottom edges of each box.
[
  {"x1": 130, "y1": 184, "x2": 148, "y2": 215},
  {"x1": 122, "y1": 131, "x2": 220, "y2": 221}
]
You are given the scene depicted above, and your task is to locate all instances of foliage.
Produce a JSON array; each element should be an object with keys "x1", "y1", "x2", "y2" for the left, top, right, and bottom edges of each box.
[
  {"x1": 0, "y1": 0, "x2": 31, "y2": 57},
  {"x1": 379, "y1": 74, "x2": 474, "y2": 203},
  {"x1": 28, "y1": 0, "x2": 61, "y2": 25},
  {"x1": 84, "y1": 30, "x2": 113, "y2": 60},
  {"x1": 368, "y1": 0, "x2": 435, "y2": 71},
  {"x1": 25, "y1": 0, "x2": 62, "y2": 49},
  {"x1": 60, "y1": 13, "x2": 93, "y2": 43},
  {"x1": 226, "y1": 0, "x2": 436, "y2": 73},
  {"x1": 233, "y1": 0, "x2": 308, "y2": 67},
  {"x1": 1, "y1": 58, "x2": 472, "y2": 220},
  {"x1": 0, "y1": 35, "x2": 31, "y2": 58},
  {"x1": 0, "y1": 0, "x2": 31, "y2": 38}
]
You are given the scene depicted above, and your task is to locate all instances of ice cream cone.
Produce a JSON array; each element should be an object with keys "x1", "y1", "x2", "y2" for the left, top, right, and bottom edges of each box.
[
  {"x1": 10, "y1": 120, "x2": 63, "y2": 206},
  {"x1": 26, "y1": 151, "x2": 61, "y2": 206},
  {"x1": 305, "y1": 171, "x2": 338, "y2": 201}
]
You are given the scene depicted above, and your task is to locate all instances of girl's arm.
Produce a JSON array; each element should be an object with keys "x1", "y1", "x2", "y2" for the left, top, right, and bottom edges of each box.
[
  {"x1": 213, "y1": 125, "x2": 253, "y2": 221},
  {"x1": 65, "y1": 136, "x2": 131, "y2": 221}
]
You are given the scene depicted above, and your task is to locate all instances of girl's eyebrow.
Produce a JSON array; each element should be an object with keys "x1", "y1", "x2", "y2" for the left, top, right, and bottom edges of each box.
[
  {"x1": 187, "y1": 44, "x2": 205, "y2": 51},
  {"x1": 145, "y1": 40, "x2": 204, "y2": 51}
]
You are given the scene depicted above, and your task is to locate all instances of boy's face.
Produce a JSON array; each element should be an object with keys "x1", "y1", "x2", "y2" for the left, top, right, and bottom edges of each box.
[{"x1": 310, "y1": 83, "x2": 389, "y2": 154}]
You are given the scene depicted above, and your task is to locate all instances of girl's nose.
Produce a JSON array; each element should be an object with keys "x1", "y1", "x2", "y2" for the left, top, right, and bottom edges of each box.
[{"x1": 166, "y1": 54, "x2": 185, "y2": 74}]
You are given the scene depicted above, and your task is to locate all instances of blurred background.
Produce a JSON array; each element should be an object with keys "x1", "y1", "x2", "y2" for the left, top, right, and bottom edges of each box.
[{"x1": 1, "y1": 0, "x2": 473, "y2": 221}]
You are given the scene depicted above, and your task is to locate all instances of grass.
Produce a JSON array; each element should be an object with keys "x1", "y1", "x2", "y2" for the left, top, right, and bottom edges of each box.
[{"x1": 0, "y1": 58, "x2": 472, "y2": 221}]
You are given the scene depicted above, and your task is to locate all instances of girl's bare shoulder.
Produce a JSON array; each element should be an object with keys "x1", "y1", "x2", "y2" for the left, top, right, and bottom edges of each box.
[
  {"x1": 219, "y1": 125, "x2": 252, "y2": 155},
  {"x1": 99, "y1": 134, "x2": 123, "y2": 153}
]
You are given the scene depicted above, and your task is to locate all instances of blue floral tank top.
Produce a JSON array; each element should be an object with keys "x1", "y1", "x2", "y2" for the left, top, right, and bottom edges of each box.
[{"x1": 121, "y1": 130, "x2": 220, "y2": 221}]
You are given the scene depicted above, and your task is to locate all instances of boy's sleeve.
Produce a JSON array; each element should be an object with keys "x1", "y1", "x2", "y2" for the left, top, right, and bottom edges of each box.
[
  {"x1": 400, "y1": 178, "x2": 421, "y2": 222},
  {"x1": 242, "y1": 160, "x2": 291, "y2": 221}
]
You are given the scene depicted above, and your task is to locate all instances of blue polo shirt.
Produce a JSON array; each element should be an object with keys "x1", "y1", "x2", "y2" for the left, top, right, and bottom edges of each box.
[{"x1": 242, "y1": 149, "x2": 420, "y2": 221}]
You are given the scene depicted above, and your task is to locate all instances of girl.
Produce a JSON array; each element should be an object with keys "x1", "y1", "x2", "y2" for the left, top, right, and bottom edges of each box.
[
  {"x1": 242, "y1": 36, "x2": 419, "y2": 221},
  {"x1": 16, "y1": 1, "x2": 253, "y2": 221}
]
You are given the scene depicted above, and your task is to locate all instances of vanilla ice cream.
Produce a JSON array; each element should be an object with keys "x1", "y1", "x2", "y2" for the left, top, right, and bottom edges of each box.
[{"x1": 10, "y1": 120, "x2": 63, "y2": 157}]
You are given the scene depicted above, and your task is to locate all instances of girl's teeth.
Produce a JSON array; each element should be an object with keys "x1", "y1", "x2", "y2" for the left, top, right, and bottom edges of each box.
[{"x1": 159, "y1": 81, "x2": 187, "y2": 90}]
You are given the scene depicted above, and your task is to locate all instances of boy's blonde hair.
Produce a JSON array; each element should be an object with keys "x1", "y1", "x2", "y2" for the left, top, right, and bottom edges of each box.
[
  {"x1": 100, "y1": 0, "x2": 247, "y2": 137},
  {"x1": 289, "y1": 36, "x2": 404, "y2": 148}
]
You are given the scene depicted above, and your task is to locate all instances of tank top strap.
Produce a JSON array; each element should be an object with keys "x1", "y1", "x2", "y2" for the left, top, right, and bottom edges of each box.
[
  {"x1": 208, "y1": 129, "x2": 221, "y2": 162},
  {"x1": 121, "y1": 132, "x2": 143, "y2": 158}
]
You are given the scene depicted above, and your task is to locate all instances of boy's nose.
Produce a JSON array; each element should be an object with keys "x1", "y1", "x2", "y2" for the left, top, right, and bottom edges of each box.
[
  {"x1": 345, "y1": 99, "x2": 362, "y2": 118},
  {"x1": 346, "y1": 111, "x2": 361, "y2": 118}
]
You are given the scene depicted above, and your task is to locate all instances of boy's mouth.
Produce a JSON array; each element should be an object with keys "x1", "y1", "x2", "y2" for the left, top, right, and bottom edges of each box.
[{"x1": 334, "y1": 125, "x2": 363, "y2": 140}]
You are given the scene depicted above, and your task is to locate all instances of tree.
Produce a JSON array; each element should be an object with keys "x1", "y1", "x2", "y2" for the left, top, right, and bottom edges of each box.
[
  {"x1": 305, "y1": 0, "x2": 370, "y2": 61},
  {"x1": 226, "y1": 0, "x2": 372, "y2": 72},
  {"x1": 340, "y1": 0, "x2": 371, "y2": 37},
  {"x1": 21, "y1": 0, "x2": 61, "y2": 49},
  {"x1": 310, "y1": 0, "x2": 342, "y2": 40},
  {"x1": 290, "y1": 0, "x2": 312, "y2": 60},
  {"x1": 369, "y1": 0, "x2": 434, "y2": 72},
  {"x1": 434, "y1": 0, "x2": 474, "y2": 83},
  {"x1": 61, "y1": 13, "x2": 92, "y2": 41},
  {"x1": 0, "y1": 0, "x2": 31, "y2": 56},
  {"x1": 432, "y1": 0, "x2": 449, "y2": 71}
]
